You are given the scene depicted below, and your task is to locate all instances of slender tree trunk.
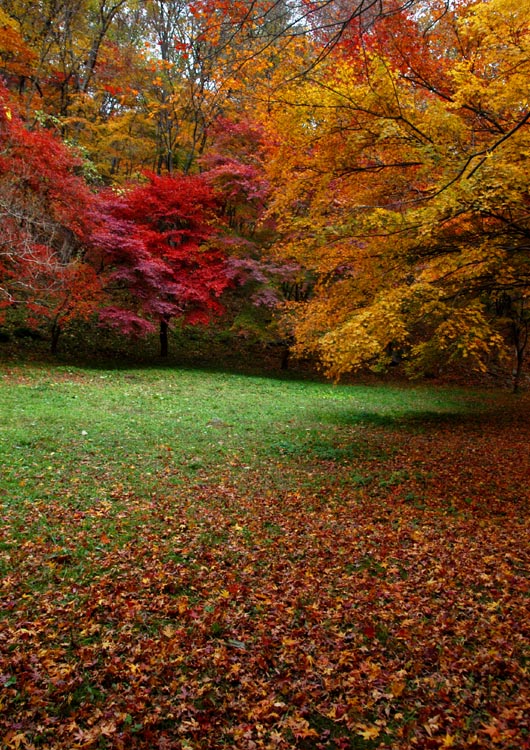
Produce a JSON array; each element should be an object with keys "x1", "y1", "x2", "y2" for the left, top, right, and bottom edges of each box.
[
  {"x1": 513, "y1": 349, "x2": 523, "y2": 393},
  {"x1": 512, "y1": 317, "x2": 528, "y2": 393},
  {"x1": 51, "y1": 321, "x2": 61, "y2": 355},
  {"x1": 160, "y1": 319, "x2": 169, "y2": 357}
]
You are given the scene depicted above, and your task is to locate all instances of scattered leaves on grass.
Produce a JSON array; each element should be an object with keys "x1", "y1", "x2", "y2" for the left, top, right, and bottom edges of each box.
[{"x1": 0, "y1": 368, "x2": 529, "y2": 749}]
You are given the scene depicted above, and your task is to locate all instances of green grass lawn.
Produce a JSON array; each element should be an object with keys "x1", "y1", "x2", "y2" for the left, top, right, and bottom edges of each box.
[{"x1": 1, "y1": 363, "x2": 528, "y2": 749}]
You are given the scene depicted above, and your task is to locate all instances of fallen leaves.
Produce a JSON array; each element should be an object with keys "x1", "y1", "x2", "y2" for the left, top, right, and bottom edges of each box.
[
  {"x1": 1, "y1": 376, "x2": 529, "y2": 749},
  {"x1": 357, "y1": 724, "x2": 381, "y2": 740}
]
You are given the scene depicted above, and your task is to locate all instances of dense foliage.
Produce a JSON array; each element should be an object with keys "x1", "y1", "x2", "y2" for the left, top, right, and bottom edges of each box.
[{"x1": 0, "y1": 0, "x2": 529, "y2": 381}]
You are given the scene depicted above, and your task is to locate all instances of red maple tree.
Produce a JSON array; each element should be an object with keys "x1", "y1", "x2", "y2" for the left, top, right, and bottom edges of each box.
[
  {"x1": 0, "y1": 82, "x2": 100, "y2": 352},
  {"x1": 91, "y1": 171, "x2": 233, "y2": 356}
]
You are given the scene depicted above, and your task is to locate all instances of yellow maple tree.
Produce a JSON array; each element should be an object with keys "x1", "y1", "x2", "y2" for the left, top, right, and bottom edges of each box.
[{"x1": 262, "y1": 0, "x2": 530, "y2": 386}]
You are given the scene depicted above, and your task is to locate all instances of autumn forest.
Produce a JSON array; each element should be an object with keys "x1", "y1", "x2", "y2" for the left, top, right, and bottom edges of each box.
[
  {"x1": 1, "y1": 1, "x2": 529, "y2": 749},
  {"x1": 0, "y1": 0, "x2": 529, "y2": 384}
]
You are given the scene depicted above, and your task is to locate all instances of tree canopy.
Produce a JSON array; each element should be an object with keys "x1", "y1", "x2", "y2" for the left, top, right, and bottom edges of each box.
[
  {"x1": 1, "y1": 0, "x2": 529, "y2": 384},
  {"x1": 262, "y1": 0, "x2": 530, "y2": 385}
]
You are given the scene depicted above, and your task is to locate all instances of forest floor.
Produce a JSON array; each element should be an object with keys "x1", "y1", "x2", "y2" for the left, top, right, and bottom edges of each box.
[{"x1": 0, "y1": 363, "x2": 528, "y2": 749}]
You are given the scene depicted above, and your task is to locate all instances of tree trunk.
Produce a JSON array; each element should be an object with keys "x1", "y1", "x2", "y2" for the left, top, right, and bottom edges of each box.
[
  {"x1": 512, "y1": 316, "x2": 528, "y2": 393},
  {"x1": 513, "y1": 344, "x2": 525, "y2": 393},
  {"x1": 160, "y1": 319, "x2": 169, "y2": 357},
  {"x1": 51, "y1": 321, "x2": 61, "y2": 355}
]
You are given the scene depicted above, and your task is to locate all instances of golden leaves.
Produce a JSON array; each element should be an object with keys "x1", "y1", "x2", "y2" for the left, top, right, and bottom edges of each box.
[{"x1": 262, "y1": 0, "x2": 530, "y2": 380}]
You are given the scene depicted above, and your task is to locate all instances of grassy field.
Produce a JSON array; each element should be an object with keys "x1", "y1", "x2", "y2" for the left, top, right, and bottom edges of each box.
[{"x1": 0, "y1": 363, "x2": 529, "y2": 749}]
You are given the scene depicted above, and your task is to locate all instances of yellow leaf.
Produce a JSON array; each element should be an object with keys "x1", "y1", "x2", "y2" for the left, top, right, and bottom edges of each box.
[
  {"x1": 358, "y1": 725, "x2": 381, "y2": 740},
  {"x1": 441, "y1": 734, "x2": 456, "y2": 747},
  {"x1": 177, "y1": 596, "x2": 189, "y2": 614},
  {"x1": 285, "y1": 716, "x2": 318, "y2": 739},
  {"x1": 6, "y1": 733, "x2": 27, "y2": 749},
  {"x1": 390, "y1": 679, "x2": 406, "y2": 697}
]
